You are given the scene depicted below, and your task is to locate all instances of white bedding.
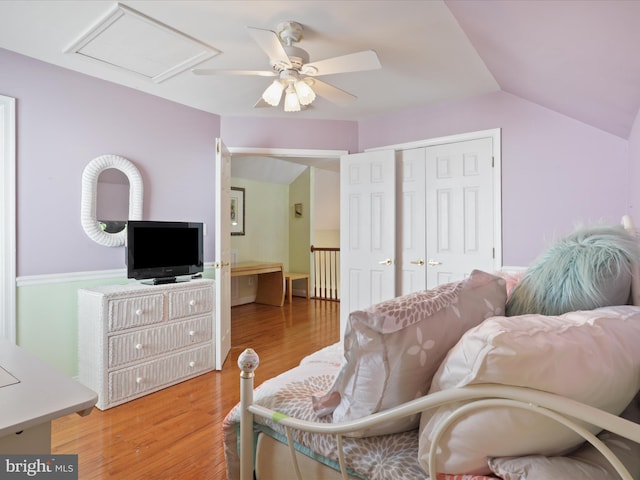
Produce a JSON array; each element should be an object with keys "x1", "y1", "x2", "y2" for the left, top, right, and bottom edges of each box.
[
  {"x1": 223, "y1": 343, "x2": 502, "y2": 480},
  {"x1": 225, "y1": 344, "x2": 426, "y2": 479}
]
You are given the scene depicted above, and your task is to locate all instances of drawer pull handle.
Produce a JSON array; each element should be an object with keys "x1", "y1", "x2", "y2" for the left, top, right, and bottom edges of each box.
[
  {"x1": 188, "y1": 361, "x2": 196, "y2": 368},
  {"x1": 189, "y1": 299, "x2": 196, "y2": 307},
  {"x1": 135, "y1": 309, "x2": 143, "y2": 316},
  {"x1": 135, "y1": 343, "x2": 143, "y2": 350},
  {"x1": 136, "y1": 377, "x2": 143, "y2": 384},
  {"x1": 188, "y1": 330, "x2": 196, "y2": 337}
]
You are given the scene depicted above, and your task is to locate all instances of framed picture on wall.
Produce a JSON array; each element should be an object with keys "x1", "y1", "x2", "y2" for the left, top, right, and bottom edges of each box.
[{"x1": 230, "y1": 187, "x2": 245, "y2": 236}]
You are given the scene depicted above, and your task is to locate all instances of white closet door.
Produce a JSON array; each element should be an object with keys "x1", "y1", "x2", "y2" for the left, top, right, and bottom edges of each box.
[
  {"x1": 398, "y1": 148, "x2": 427, "y2": 295},
  {"x1": 425, "y1": 137, "x2": 495, "y2": 287},
  {"x1": 340, "y1": 150, "x2": 396, "y2": 336}
]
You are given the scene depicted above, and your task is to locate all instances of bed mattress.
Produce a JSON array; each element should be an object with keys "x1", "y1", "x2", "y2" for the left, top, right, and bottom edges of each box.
[{"x1": 223, "y1": 342, "x2": 499, "y2": 480}]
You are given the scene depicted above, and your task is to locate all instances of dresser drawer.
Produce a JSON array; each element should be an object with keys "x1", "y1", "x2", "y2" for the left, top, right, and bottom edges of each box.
[
  {"x1": 108, "y1": 316, "x2": 213, "y2": 368},
  {"x1": 108, "y1": 344, "x2": 213, "y2": 404},
  {"x1": 108, "y1": 294, "x2": 164, "y2": 332},
  {"x1": 168, "y1": 286, "x2": 213, "y2": 320}
]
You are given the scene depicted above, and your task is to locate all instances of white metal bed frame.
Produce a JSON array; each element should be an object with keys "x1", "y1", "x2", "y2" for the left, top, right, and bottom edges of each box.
[{"x1": 237, "y1": 348, "x2": 640, "y2": 480}]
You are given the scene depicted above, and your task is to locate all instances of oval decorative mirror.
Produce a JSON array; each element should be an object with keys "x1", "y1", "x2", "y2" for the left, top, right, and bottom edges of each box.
[
  {"x1": 97, "y1": 168, "x2": 129, "y2": 234},
  {"x1": 81, "y1": 154, "x2": 143, "y2": 247}
]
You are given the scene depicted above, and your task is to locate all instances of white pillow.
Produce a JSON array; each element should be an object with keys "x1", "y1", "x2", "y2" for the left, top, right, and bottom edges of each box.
[
  {"x1": 488, "y1": 389, "x2": 640, "y2": 479},
  {"x1": 312, "y1": 270, "x2": 507, "y2": 436},
  {"x1": 419, "y1": 306, "x2": 640, "y2": 475}
]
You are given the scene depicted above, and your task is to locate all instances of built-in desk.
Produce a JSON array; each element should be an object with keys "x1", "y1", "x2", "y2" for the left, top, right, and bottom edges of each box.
[
  {"x1": 231, "y1": 262, "x2": 285, "y2": 307},
  {"x1": 0, "y1": 339, "x2": 98, "y2": 453}
]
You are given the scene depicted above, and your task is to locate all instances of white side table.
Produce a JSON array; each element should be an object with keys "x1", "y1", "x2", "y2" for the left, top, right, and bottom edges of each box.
[{"x1": 0, "y1": 339, "x2": 97, "y2": 453}]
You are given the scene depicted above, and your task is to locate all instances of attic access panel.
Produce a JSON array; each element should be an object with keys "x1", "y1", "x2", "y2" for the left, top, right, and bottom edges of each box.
[{"x1": 65, "y1": 3, "x2": 221, "y2": 83}]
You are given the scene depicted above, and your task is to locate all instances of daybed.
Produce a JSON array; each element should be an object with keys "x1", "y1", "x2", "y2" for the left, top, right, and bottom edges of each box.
[{"x1": 223, "y1": 218, "x2": 640, "y2": 480}]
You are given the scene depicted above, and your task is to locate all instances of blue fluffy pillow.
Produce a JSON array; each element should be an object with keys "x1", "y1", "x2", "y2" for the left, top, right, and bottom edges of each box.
[{"x1": 506, "y1": 225, "x2": 639, "y2": 316}]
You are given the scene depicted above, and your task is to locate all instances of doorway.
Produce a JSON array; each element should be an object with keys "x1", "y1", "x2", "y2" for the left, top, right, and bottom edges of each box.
[{"x1": 227, "y1": 147, "x2": 346, "y2": 303}]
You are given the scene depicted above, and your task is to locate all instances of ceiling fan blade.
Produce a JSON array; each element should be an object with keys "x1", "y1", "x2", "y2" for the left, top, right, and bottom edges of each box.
[
  {"x1": 192, "y1": 68, "x2": 277, "y2": 77},
  {"x1": 302, "y1": 50, "x2": 381, "y2": 76},
  {"x1": 307, "y1": 78, "x2": 356, "y2": 106},
  {"x1": 247, "y1": 26, "x2": 291, "y2": 69}
]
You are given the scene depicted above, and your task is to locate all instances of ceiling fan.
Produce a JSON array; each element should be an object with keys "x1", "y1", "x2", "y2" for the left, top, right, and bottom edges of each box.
[{"x1": 192, "y1": 21, "x2": 381, "y2": 112}]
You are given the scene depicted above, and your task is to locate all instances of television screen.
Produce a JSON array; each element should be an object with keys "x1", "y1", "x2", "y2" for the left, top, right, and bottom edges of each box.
[{"x1": 126, "y1": 221, "x2": 203, "y2": 283}]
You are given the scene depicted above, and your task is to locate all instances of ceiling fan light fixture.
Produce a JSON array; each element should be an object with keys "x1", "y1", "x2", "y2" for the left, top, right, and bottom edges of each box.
[
  {"x1": 294, "y1": 79, "x2": 316, "y2": 106},
  {"x1": 262, "y1": 80, "x2": 284, "y2": 106},
  {"x1": 284, "y1": 85, "x2": 301, "y2": 112}
]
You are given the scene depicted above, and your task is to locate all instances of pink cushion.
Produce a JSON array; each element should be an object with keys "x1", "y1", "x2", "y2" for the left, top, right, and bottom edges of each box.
[
  {"x1": 419, "y1": 306, "x2": 640, "y2": 475},
  {"x1": 313, "y1": 270, "x2": 507, "y2": 436}
]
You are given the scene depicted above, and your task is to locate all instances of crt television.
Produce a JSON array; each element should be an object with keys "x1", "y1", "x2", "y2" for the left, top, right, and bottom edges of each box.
[{"x1": 126, "y1": 220, "x2": 204, "y2": 284}]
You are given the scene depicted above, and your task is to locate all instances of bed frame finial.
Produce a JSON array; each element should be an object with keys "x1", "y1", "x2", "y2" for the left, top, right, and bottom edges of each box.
[
  {"x1": 238, "y1": 348, "x2": 259, "y2": 377},
  {"x1": 239, "y1": 348, "x2": 259, "y2": 480}
]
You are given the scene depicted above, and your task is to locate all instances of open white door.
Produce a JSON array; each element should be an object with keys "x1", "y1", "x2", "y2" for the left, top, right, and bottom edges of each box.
[
  {"x1": 214, "y1": 138, "x2": 231, "y2": 369},
  {"x1": 340, "y1": 149, "x2": 396, "y2": 336}
]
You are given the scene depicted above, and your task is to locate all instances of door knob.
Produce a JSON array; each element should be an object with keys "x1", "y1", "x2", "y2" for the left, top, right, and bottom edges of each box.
[
  {"x1": 427, "y1": 259, "x2": 442, "y2": 267},
  {"x1": 378, "y1": 258, "x2": 393, "y2": 266},
  {"x1": 410, "y1": 259, "x2": 425, "y2": 266}
]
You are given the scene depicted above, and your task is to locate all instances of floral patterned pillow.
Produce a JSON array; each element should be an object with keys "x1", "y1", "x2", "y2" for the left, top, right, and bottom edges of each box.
[{"x1": 312, "y1": 270, "x2": 506, "y2": 437}]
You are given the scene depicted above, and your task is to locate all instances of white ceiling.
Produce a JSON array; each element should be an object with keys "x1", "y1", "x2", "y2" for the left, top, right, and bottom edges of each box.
[
  {"x1": 1, "y1": 0, "x2": 639, "y2": 179},
  {"x1": 0, "y1": 0, "x2": 501, "y2": 123},
  {"x1": 232, "y1": 155, "x2": 322, "y2": 185}
]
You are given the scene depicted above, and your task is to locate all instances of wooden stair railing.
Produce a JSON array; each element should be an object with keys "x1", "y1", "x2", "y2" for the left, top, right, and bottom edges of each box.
[{"x1": 310, "y1": 245, "x2": 340, "y2": 301}]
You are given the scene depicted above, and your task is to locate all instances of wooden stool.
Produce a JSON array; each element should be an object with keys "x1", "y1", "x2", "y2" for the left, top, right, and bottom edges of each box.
[{"x1": 284, "y1": 273, "x2": 310, "y2": 304}]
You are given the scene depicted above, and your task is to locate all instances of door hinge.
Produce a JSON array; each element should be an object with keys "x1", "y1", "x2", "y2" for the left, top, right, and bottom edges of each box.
[
  {"x1": 492, "y1": 247, "x2": 495, "y2": 259},
  {"x1": 492, "y1": 156, "x2": 495, "y2": 167}
]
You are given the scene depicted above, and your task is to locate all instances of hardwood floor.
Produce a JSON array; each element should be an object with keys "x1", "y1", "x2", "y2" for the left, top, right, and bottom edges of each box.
[{"x1": 52, "y1": 298, "x2": 340, "y2": 479}]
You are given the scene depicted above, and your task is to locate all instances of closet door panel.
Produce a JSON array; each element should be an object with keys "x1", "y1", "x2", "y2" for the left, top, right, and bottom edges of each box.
[
  {"x1": 340, "y1": 150, "x2": 395, "y2": 336},
  {"x1": 425, "y1": 137, "x2": 495, "y2": 287},
  {"x1": 398, "y1": 148, "x2": 427, "y2": 295}
]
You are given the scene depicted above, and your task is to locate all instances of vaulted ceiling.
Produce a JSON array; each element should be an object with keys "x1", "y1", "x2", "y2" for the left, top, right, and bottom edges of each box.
[{"x1": 1, "y1": 0, "x2": 639, "y2": 139}]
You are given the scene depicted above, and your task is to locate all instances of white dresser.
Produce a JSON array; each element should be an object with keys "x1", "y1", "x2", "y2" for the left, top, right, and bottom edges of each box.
[{"x1": 78, "y1": 279, "x2": 215, "y2": 410}]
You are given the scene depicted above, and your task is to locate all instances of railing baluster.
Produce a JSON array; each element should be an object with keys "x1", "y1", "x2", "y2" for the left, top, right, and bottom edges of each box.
[{"x1": 310, "y1": 245, "x2": 340, "y2": 302}]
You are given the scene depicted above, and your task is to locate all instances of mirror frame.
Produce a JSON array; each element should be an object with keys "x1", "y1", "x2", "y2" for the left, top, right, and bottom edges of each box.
[{"x1": 81, "y1": 154, "x2": 143, "y2": 247}]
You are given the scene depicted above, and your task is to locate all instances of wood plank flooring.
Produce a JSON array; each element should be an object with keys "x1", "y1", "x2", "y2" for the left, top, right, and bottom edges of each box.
[{"x1": 51, "y1": 298, "x2": 340, "y2": 479}]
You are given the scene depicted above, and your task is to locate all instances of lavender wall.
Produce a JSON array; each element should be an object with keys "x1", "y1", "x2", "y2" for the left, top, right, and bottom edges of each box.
[
  {"x1": 0, "y1": 48, "x2": 221, "y2": 276},
  {"x1": 3, "y1": 46, "x2": 634, "y2": 275},
  {"x1": 221, "y1": 116, "x2": 358, "y2": 152},
  {"x1": 359, "y1": 91, "x2": 630, "y2": 266}
]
